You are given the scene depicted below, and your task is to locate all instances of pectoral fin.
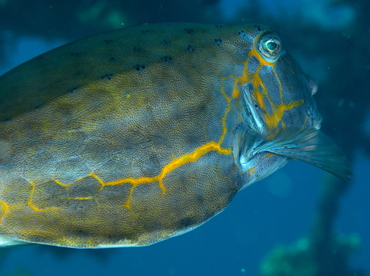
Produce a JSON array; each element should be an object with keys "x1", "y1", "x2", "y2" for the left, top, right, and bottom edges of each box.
[{"x1": 252, "y1": 128, "x2": 351, "y2": 181}]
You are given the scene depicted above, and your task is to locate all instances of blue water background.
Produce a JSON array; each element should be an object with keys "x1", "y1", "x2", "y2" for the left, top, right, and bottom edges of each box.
[{"x1": 0, "y1": 1, "x2": 368, "y2": 275}]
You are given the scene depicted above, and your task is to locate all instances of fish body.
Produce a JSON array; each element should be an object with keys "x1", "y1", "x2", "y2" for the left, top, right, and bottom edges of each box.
[{"x1": 0, "y1": 23, "x2": 350, "y2": 248}]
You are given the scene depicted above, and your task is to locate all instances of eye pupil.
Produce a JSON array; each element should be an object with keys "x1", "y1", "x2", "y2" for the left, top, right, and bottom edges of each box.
[{"x1": 266, "y1": 41, "x2": 277, "y2": 51}]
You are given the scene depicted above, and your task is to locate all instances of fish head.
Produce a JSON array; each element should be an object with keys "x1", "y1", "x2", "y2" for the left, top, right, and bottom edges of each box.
[
  {"x1": 242, "y1": 30, "x2": 321, "y2": 133},
  {"x1": 234, "y1": 28, "x2": 351, "y2": 187}
]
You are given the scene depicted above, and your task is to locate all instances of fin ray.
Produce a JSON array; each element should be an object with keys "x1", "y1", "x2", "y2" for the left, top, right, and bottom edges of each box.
[{"x1": 251, "y1": 128, "x2": 351, "y2": 181}]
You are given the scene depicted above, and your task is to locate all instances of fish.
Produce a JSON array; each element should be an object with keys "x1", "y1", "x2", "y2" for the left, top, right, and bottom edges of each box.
[{"x1": 0, "y1": 23, "x2": 351, "y2": 248}]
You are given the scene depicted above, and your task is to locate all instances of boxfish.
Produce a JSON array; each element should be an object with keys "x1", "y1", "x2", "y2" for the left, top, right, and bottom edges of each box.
[{"x1": 0, "y1": 23, "x2": 350, "y2": 248}]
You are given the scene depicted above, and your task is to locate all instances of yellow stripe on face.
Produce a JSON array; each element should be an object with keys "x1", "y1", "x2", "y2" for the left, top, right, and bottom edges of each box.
[{"x1": 241, "y1": 44, "x2": 305, "y2": 130}]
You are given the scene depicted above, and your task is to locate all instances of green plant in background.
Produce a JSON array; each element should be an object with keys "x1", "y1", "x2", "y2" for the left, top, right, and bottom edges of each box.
[
  {"x1": 260, "y1": 173, "x2": 365, "y2": 275},
  {"x1": 260, "y1": 235, "x2": 361, "y2": 276}
]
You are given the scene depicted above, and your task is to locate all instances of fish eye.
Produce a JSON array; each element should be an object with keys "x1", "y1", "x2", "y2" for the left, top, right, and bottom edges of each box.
[{"x1": 258, "y1": 34, "x2": 281, "y2": 62}]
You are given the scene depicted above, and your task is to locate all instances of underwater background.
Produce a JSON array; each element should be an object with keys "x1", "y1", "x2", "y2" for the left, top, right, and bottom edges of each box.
[{"x1": 0, "y1": 0, "x2": 368, "y2": 275}]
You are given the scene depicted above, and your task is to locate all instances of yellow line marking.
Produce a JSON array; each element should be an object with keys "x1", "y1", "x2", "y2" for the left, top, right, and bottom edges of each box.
[
  {"x1": 242, "y1": 46, "x2": 305, "y2": 129},
  {"x1": 0, "y1": 200, "x2": 9, "y2": 224},
  {"x1": 69, "y1": 197, "x2": 94, "y2": 200}
]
